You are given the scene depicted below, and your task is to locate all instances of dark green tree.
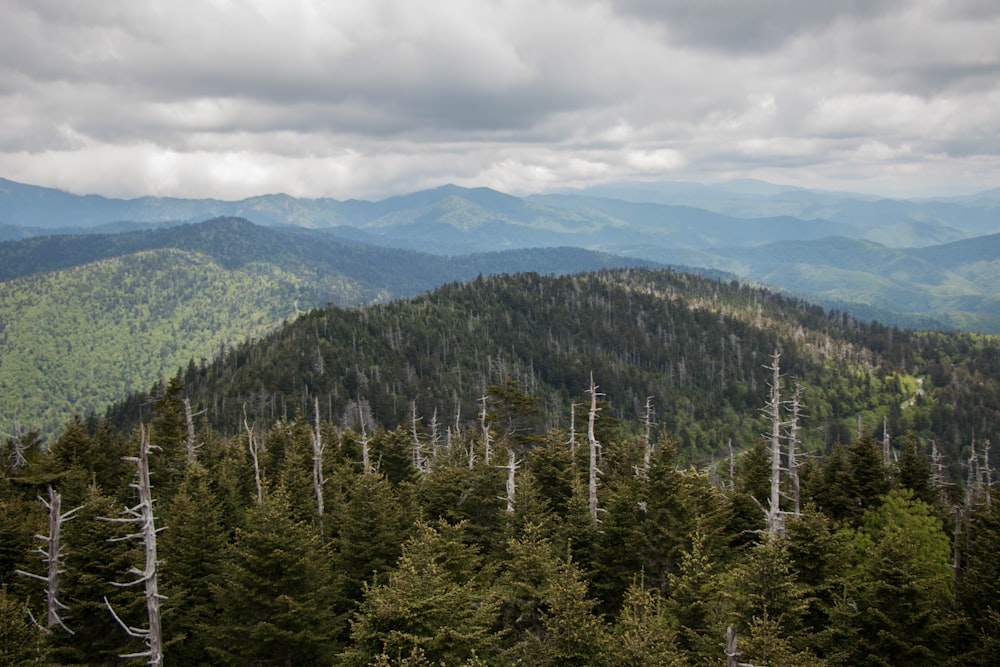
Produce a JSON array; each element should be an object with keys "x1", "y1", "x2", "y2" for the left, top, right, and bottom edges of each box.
[
  {"x1": 208, "y1": 485, "x2": 339, "y2": 665},
  {"x1": 609, "y1": 577, "x2": 688, "y2": 667},
  {"x1": 0, "y1": 585, "x2": 50, "y2": 666},
  {"x1": 342, "y1": 520, "x2": 500, "y2": 666},
  {"x1": 158, "y1": 461, "x2": 227, "y2": 665},
  {"x1": 843, "y1": 489, "x2": 957, "y2": 666}
]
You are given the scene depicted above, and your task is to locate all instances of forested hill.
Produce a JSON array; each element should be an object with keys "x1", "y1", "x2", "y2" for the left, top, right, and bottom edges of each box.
[
  {"x1": 7, "y1": 266, "x2": 1000, "y2": 665},
  {"x1": 0, "y1": 218, "x2": 660, "y2": 438},
  {"x1": 115, "y1": 267, "x2": 1000, "y2": 469}
]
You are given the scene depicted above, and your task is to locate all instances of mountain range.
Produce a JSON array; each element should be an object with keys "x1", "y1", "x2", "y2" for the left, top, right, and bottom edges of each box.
[
  {"x1": 2, "y1": 176, "x2": 999, "y2": 437},
  {"x1": 3, "y1": 176, "x2": 998, "y2": 331}
]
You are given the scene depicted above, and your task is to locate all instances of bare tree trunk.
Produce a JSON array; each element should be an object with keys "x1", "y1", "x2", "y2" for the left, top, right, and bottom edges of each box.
[
  {"x1": 587, "y1": 373, "x2": 603, "y2": 526},
  {"x1": 725, "y1": 624, "x2": 755, "y2": 667},
  {"x1": 410, "y1": 401, "x2": 429, "y2": 475},
  {"x1": 638, "y1": 396, "x2": 655, "y2": 479},
  {"x1": 244, "y1": 405, "x2": 263, "y2": 504},
  {"x1": 502, "y1": 449, "x2": 519, "y2": 514},
  {"x1": 787, "y1": 381, "x2": 803, "y2": 517},
  {"x1": 567, "y1": 402, "x2": 579, "y2": 459},
  {"x1": 103, "y1": 425, "x2": 164, "y2": 667},
  {"x1": 358, "y1": 400, "x2": 372, "y2": 475},
  {"x1": 882, "y1": 415, "x2": 891, "y2": 467},
  {"x1": 479, "y1": 395, "x2": 492, "y2": 465},
  {"x1": 728, "y1": 439, "x2": 736, "y2": 492},
  {"x1": 311, "y1": 397, "x2": 326, "y2": 537},
  {"x1": 7, "y1": 419, "x2": 28, "y2": 472},
  {"x1": 183, "y1": 397, "x2": 198, "y2": 465},
  {"x1": 765, "y1": 352, "x2": 783, "y2": 537},
  {"x1": 16, "y1": 486, "x2": 80, "y2": 633},
  {"x1": 985, "y1": 440, "x2": 993, "y2": 507}
]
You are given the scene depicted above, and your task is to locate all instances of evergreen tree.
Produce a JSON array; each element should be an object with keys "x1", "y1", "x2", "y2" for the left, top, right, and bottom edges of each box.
[
  {"x1": 52, "y1": 483, "x2": 145, "y2": 665},
  {"x1": 957, "y1": 487, "x2": 1000, "y2": 665},
  {"x1": 843, "y1": 489, "x2": 957, "y2": 666},
  {"x1": 666, "y1": 525, "x2": 724, "y2": 665},
  {"x1": 847, "y1": 432, "x2": 891, "y2": 520},
  {"x1": 208, "y1": 484, "x2": 339, "y2": 665},
  {"x1": 896, "y1": 431, "x2": 936, "y2": 506},
  {"x1": 158, "y1": 461, "x2": 227, "y2": 665},
  {"x1": 609, "y1": 577, "x2": 688, "y2": 667},
  {"x1": 332, "y1": 470, "x2": 417, "y2": 638},
  {"x1": 0, "y1": 585, "x2": 50, "y2": 666},
  {"x1": 591, "y1": 474, "x2": 647, "y2": 614},
  {"x1": 728, "y1": 536, "x2": 808, "y2": 638},
  {"x1": 343, "y1": 520, "x2": 500, "y2": 666},
  {"x1": 505, "y1": 551, "x2": 608, "y2": 666}
]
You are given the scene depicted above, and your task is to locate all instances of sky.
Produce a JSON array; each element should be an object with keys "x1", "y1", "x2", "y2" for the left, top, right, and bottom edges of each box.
[{"x1": 1, "y1": 0, "x2": 999, "y2": 201}]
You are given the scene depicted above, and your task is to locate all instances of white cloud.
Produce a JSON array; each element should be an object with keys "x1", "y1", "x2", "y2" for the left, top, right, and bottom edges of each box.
[{"x1": 0, "y1": 0, "x2": 998, "y2": 199}]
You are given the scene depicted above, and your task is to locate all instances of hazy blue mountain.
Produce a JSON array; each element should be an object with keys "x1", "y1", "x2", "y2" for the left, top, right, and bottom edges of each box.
[
  {"x1": 4, "y1": 176, "x2": 999, "y2": 331},
  {"x1": 615, "y1": 234, "x2": 1000, "y2": 332},
  {"x1": 5, "y1": 177, "x2": 994, "y2": 248}
]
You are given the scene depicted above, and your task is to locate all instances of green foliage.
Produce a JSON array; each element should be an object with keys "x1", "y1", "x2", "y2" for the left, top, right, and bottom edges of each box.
[
  {"x1": 842, "y1": 490, "x2": 957, "y2": 666},
  {"x1": 0, "y1": 585, "x2": 50, "y2": 666},
  {"x1": 208, "y1": 485, "x2": 339, "y2": 665},
  {"x1": 343, "y1": 520, "x2": 501, "y2": 666},
  {"x1": 3, "y1": 266, "x2": 998, "y2": 665}
]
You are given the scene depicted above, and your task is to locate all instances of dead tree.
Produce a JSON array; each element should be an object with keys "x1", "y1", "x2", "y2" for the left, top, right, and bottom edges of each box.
[
  {"x1": 786, "y1": 380, "x2": 804, "y2": 517},
  {"x1": 358, "y1": 400, "x2": 373, "y2": 474},
  {"x1": 882, "y1": 415, "x2": 892, "y2": 467},
  {"x1": 636, "y1": 396, "x2": 655, "y2": 480},
  {"x1": 6, "y1": 419, "x2": 29, "y2": 472},
  {"x1": 764, "y1": 352, "x2": 784, "y2": 537},
  {"x1": 410, "y1": 401, "x2": 430, "y2": 475},
  {"x1": 103, "y1": 425, "x2": 164, "y2": 667},
  {"x1": 499, "y1": 449, "x2": 521, "y2": 514},
  {"x1": 725, "y1": 625, "x2": 756, "y2": 667},
  {"x1": 243, "y1": 406, "x2": 263, "y2": 504},
  {"x1": 587, "y1": 374, "x2": 604, "y2": 526},
  {"x1": 429, "y1": 408, "x2": 442, "y2": 459},
  {"x1": 478, "y1": 395, "x2": 492, "y2": 465},
  {"x1": 311, "y1": 398, "x2": 326, "y2": 537},
  {"x1": 182, "y1": 397, "x2": 201, "y2": 465},
  {"x1": 567, "y1": 402, "x2": 579, "y2": 459},
  {"x1": 16, "y1": 486, "x2": 81, "y2": 633},
  {"x1": 985, "y1": 440, "x2": 994, "y2": 507}
]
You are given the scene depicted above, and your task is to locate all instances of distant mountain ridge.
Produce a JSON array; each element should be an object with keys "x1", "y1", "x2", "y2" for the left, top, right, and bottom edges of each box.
[{"x1": 3, "y1": 176, "x2": 1000, "y2": 331}]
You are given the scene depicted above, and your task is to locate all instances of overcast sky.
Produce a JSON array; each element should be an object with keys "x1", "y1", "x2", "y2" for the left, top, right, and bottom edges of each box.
[{"x1": 1, "y1": 0, "x2": 998, "y2": 201}]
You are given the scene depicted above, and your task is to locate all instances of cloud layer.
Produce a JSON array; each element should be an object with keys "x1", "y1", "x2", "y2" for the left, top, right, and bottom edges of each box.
[{"x1": 2, "y1": 0, "x2": 998, "y2": 199}]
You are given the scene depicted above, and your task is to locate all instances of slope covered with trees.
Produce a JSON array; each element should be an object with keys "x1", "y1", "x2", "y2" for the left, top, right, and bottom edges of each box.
[
  {"x1": 111, "y1": 268, "x2": 1000, "y2": 472},
  {"x1": 0, "y1": 219, "x2": 657, "y2": 438},
  {"x1": 3, "y1": 269, "x2": 999, "y2": 665}
]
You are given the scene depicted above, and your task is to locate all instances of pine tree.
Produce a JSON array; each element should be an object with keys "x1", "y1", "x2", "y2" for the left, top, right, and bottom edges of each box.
[
  {"x1": 843, "y1": 489, "x2": 957, "y2": 666},
  {"x1": 956, "y1": 486, "x2": 1000, "y2": 665},
  {"x1": 158, "y1": 461, "x2": 227, "y2": 665},
  {"x1": 209, "y1": 484, "x2": 339, "y2": 665},
  {"x1": 52, "y1": 483, "x2": 145, "y2": 664},
  {"x1": 506, "y1": 551, "x2": 608, "y2": 666},
  {"x1": 0, "y1": 585, "x2": 50, "y2": 666},
  {"x1": 609, "y1": 577, "x2": 687, "y2": 667},
  {"x1": 666, "y1": 525, "x2": 724, "y2": 664},
  {"x1": 342, "y1": 520, "x2": 500, "y2": 666},
  {"x1": 332, "y1": 469, "x2": 417, "y2": 638}
]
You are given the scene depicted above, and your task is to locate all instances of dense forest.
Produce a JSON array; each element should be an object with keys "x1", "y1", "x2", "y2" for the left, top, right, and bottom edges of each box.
[
  {"x1": 3, "y1": 268, "x2": 1000, "y2": 665},
  {"x1": 0, "y1": 218, "x2": 656, "y2": 438}
]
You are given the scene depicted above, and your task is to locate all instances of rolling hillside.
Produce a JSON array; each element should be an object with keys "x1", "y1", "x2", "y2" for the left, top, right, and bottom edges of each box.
[
  {"x1": 110, "y1": 268, "x2": 1000, "y2": 472},
  {"x1": 0, "y1": 219, "x2": 658, "y2": 437}
]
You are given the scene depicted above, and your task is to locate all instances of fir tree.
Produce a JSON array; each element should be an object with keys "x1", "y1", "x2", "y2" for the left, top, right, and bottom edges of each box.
[
  {"x1": 343, "y1": 520, "x2": 500, "y2": 666},
  {"x1": 208, "y1": 484, "x2": 339, "y2": 665}
]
